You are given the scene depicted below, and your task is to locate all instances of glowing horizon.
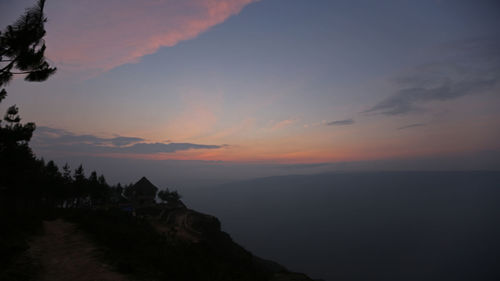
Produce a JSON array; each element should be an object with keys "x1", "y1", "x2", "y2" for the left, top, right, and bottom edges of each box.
[{"x1": 1, "y1": 0, "x2": 499, "y2": 166}]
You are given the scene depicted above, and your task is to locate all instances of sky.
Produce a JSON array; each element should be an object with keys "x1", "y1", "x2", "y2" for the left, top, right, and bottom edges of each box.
[{"x1": 1, "y1": 0, "x2": 500, "y2": 183}]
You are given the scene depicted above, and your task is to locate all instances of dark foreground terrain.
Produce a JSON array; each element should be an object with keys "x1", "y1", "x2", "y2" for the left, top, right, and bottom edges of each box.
[{"x1": 1, "y1": 205, "x2": 317, "y2": 281}]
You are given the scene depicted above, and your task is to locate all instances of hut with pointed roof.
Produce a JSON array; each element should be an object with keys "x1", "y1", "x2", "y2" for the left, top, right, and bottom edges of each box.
[{"x1": 129, "y1": 176, "x2": 158, "y2": 206}]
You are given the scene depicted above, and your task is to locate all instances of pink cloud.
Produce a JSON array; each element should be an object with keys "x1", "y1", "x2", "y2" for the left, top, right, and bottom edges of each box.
[{"x1": 45, "y1": 0, "x2": 257, "y2": 72}]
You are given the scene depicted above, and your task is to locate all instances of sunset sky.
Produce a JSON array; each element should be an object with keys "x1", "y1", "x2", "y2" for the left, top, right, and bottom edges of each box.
[{"x1": 1, "y1": 0, "x2": 499, "y2": 169}]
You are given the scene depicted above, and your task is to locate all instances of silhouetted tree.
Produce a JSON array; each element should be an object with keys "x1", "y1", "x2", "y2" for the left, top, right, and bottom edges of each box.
[
  {"x1": 0, "y1": 0, "x2": 56, "y2": 145},
  {"x1": 157, "y1": 190, "x2": 168, "y2": 203},
  {"x1": 88, "y1": 171, "x2": 98, "y2": 206},
  {"x1": 0, "y1": 0, "x2": 55, "y2": 144},
  {"x1": 0, "y1": 0, "x2": 56, "y2": 87},
  {"x1": 86, "y1": 171, "x2": 110, "y2": 206},
  {"x1": 97, "y1": 175, "x2": 111, "y2": 205},
  {"x1": 0, "y1": 104, "x2": 37, "y2": 198},
  {"x1": 107, "y1": 183, "x2": 124, "y2": 205},
  {"x1": 0, "y1": 0, "x2": 55, "y2": 149},
  {"x1": 73, "y1": 165, "x2": 85, "y2": 181},
  {"x1": 62, "y1": 163, "x2": 72, "y2": 183},
  {"x1": 169, "y1": 190, "x2": 181, "y2": 202},
  {"x1": 123, "y1": 183, "x2": 135, "y2": 200},
  {"x1": 115, "y1": 183, "x2": 123, "y2": 193},
  {"x1": 0, "y1": 2, "x2": 139, "y2": 213},
  {"x1": 158, "y1": 189, "x2": 182, "y2": 204},
  {"x1": 41, "y1": 160, "x2": 62, "y2": 205},
  {"x1": 0, "y1": 105, "x2": 35, "y2": 146},
  {"x1": 0, "y1": 0, "x2": 56, "y2": 201},
  {"x1": 61, "y1": 163, "x2": 73, "y2": 207},
  {"x1": 73, "y1": 165, "x2": 87, "y2": 207}
]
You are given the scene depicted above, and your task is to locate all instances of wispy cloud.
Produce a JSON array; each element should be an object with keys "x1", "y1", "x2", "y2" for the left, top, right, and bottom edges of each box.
[
  {"x1": 270, "y1": 118, "x2": 298, "y2": 131},
  {"x1": 365, "y1": 37, "x2": 500, "y2": 116},
  {"x1": 45, "y1": 0, "x2": 258, "y2": 72},
  {"x1": 32, "y1": 126, "x2": 223, "y2": 155},
  {"x1": 110, "y1": 136, "x2": 145, "y2": 147},
  {"x1": 34, "y1": 127, "x2": 144, "y2": 147},
  {"x1": 326, "y1": 118, "x2": 354, "y2": 126},
  {"x1": 397, "y1": 123, "x2": 426, "y2": 130}
]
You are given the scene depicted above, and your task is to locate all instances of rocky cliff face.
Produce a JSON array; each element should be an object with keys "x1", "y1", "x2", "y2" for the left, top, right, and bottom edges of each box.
[{"x1": 148, "y1": 202, "x2": 318, "y2": 281}]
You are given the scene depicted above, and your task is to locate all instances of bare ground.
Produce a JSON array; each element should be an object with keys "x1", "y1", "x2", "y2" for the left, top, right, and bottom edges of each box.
[{"x1": 29, "y1": 219, "x2": 131, "y2": 281}]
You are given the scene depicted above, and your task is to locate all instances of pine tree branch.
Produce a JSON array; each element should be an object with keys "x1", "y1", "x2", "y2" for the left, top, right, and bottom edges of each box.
[{"x1": 0, "y1": 60, "x2": 16, "y2": 73}]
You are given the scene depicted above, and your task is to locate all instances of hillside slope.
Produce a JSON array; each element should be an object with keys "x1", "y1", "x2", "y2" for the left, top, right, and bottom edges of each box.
[{"x1": 24, "y1": 205, "x2": 317, "y2": 281}]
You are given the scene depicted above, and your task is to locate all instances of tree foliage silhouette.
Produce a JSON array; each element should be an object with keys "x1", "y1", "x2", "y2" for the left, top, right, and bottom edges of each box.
[
  {"x1": 0, "y1": 0, "x2": 59, "y2": 205},
  {"x1": 0, "y1": 0, "x2": 56, "y2": 173},
  {"x1": 158, "y1": 189, "x2": 182, "y2": 204},
  {"x1": 0, "y1": 0, "x2": 178, "y2": 211},
  {"x1": 0, "y1": 0, "x2": 56, "y2": 87},
  {"x1": 0, "y1": 0, "x2": 56, "y2": 151}
]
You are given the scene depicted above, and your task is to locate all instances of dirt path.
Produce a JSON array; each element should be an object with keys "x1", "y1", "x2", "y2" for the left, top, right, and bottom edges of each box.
[{"x1": 29, "y1": 219, "x2": 131, "y2": 281}]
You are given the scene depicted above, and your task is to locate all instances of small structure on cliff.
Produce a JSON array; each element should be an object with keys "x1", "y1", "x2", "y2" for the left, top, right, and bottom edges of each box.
[{"x1": 126, "y1": 177, "x2": 158, "y2": 206}]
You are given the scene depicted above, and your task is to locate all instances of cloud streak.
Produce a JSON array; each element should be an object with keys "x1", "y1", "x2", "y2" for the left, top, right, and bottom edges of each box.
[
  {"x1": 45, "y1": 0, "x2": 258, "y2": 72},
  {"x1": 365, "y1": 37, "x2": 500, "y2": 116},
  {"x1": 326, "y1": 119, "x2": 354, "y2": 126},
  {"x1": 32, "y1": 126, "x2": 223, "y2": 155},
  {"x1": 365, "y1": 78, "x2": 499, "y2": 115},
  {"x1": 34, "y1": 127, "x2": 145, "y2": 147},
  {"x1": 397, "y1": 123, "x2": 426, "y2": 130}
]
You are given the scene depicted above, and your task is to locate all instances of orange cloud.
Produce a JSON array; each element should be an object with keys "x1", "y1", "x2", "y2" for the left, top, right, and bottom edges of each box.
[{"x1": 45, "y1": 0, "x2": 258, "y2": 72}]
